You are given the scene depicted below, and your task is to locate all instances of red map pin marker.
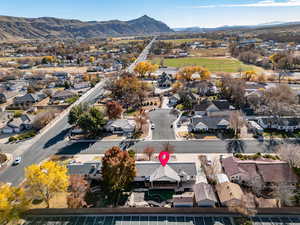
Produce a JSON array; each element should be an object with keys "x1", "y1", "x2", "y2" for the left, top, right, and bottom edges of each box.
[{"x1": 159, "y1": 151, "x2": 170, "y2": 167}]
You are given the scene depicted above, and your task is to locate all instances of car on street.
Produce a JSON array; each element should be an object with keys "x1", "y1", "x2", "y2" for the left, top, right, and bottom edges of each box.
[
  {"x1": 151, "y1": 123, "x2": 155, "y2": 129},
  {"x1": 12, "y1": 156, "x2": 22, "y2": 166}
]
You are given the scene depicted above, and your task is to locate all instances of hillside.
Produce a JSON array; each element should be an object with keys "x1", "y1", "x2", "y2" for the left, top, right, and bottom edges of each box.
[{"x1": 0, "y1": 15, "x2": 173, "y2": 40}]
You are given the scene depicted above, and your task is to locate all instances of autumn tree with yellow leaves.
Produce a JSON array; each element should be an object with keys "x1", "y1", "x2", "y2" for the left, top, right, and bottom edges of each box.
[
  {"x1": 25, "y1": 161, "x2": 69, "y2": 208},
  {"x1": 134, "y1": 61, "x2": 158, "y2": 77},
  {"x1": 243, "y1": 70, "x2": 257, "y2": 81},
  {"x1": 177, "y1": 66, "x2": 211, "y2": 81},
  {"x1": 0, "y1": 183, "x2": 29, "y2": 224}
]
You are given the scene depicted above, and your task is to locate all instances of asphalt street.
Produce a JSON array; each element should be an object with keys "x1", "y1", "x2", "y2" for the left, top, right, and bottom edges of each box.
[
  {"x1": 149, "y1": 109, "x2": 177, "y2": 140},
  {"x1": 54, "y1": 138, "x2": 288, "y2": 155}
]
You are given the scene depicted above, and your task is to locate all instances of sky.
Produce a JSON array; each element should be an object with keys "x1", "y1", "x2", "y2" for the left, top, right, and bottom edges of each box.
[{"x1": 1, "y1": 0, "x2": 300, "y2": 28}]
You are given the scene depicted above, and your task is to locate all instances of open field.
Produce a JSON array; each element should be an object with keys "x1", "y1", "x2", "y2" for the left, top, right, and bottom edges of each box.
[
  {"x1": 152, "y1": 57, "x2": 263, "y2": 73},
  {"x1": 0, "y1": 56, "x2": 44, "y2": 62},
  {"x1": 189, "y1": 48, "x2": 228, "y2": 57}
]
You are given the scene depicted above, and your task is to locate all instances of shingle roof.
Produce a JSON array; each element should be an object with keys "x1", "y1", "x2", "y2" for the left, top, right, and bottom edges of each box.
[
  {"x1": 67, "y1": 162, "x2": 101, "y2": 175},
  {"x1": 193, "y1": 182, "x2": 217, "y2": 203},
  {"x1": 150, "y1": 165, "x2": 181, "y2": 182},
  {"x1": 191, "y1": 116, "x2": 230, "y2": 129}
]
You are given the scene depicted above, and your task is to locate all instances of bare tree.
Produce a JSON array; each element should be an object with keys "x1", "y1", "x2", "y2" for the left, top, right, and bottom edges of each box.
[
  {"x1": 228, "y1": 194, "x2": 257, "y2": 217},
  {"x1": 274, "y1": 183, "x2": 295, "y2": 207},
  {"x1": 134, "y1": 109, "x2": 149, "y2": 132},
  {"x1": 277, "y1": 144, "x2": 300, "y2": 168},
  {"x1": 143, "y1": 146, "x2": 156, "y2": 161},
  {"x1": 33, "y1": 110, "x2": 57, "y2": 130},
  {"x1": 229, "y1": 111, "x2": 246, "y2": 138}
]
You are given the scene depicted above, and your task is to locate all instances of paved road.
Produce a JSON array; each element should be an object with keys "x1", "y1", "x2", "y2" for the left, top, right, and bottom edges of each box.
[
  {"x1": 149, "y1": 109, "x2": 177, "y2": 140},
  {"x1": 0, "y1": 37, "x2": 157, "y2": 186},
  {"x1": 51, "y1": 138, "x2": 289, "y2": 155}
]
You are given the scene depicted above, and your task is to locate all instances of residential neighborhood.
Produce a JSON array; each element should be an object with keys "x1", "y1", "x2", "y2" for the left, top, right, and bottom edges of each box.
[{"x1": 1, "y1": 2, "x2": 300, "y2": 225}]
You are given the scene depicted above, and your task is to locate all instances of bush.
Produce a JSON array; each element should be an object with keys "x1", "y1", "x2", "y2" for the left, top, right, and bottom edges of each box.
[
  {"x1": 176, "y1": 104, "x2": 184, "y2": 111},
  {"x1": 8, "y1": 136, "x2": 17, "y2": 142},
  {"x1": 128, "y1": 149, "x2": 136, "y2": 158},
  {"x1": 0, "y1": 153, "x2": 8, "y2": 164},
  {"x1": 14, "y1": 111, "x2": 22, "y2": 118}
]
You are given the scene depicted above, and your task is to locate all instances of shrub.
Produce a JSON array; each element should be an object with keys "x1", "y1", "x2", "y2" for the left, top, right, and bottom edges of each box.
[
  {"x1": 128, "y1": 149, "x2": 136, "y2": 158},
  {"x1": 176, "y1": 104, "x2": 184, "y2": 111},
  {"x1": 8, "y1": 136, "x2": 17, "y2": 142},
  {"x1": 14, "y1": 111, "x2": 22, "y2": 118},
  {"x1": 0, "y1": 153, "x2": 8, "y2": 164}
]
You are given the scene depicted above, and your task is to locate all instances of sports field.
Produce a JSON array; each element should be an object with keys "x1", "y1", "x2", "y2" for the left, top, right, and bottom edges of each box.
[{"x1": 152, "y1": 57, "x2": 262, "y2": 73}]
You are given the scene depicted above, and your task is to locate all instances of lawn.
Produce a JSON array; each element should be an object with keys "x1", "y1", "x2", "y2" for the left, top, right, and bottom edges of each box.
[{"x1": 152, "y1": 57, "x2": 263, "y2": 73}]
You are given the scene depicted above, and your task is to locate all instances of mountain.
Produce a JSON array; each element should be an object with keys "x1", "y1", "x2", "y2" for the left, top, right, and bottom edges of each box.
[
  {"x1": 0, "y1": 15, "x2": 173, "y2": 41},
  {"x1": 173, "y1": 21, "x2": 300, "y2": 33}
]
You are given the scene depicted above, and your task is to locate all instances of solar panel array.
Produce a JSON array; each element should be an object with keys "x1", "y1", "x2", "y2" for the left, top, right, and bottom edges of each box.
[{"x1": 23, "y1": 215, "x2": 300, "y2": 225}]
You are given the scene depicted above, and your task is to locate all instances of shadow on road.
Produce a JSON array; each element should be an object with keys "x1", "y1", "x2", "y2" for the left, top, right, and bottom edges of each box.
[
  {"x1": 56, "y1": 141, "x2": 96, "y2": 155},
  {"x1": 226, "y1": 139, "x2": 246, "y2": 153},
  {"x1": 44, "y1": 128, "x2": 71, "y2": 149},
  {"x1": 262, "y1": 138, "x2": 283, "y2": 153}
]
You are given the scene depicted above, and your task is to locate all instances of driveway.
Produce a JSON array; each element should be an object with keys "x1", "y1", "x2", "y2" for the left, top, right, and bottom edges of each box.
[{"x1": 149, "y1": 109, "x2": 177, "y2": 140}]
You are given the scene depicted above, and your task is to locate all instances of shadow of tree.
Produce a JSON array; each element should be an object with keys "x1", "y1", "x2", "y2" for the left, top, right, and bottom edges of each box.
[
  {"x1": 226, "y1": 139, "x2": 246, "y2": 153},
  {"x1": 44, "y1": 128, "x2": 71, "y2": 149},
  {"x1": 262, "y1": 138, "x2": 283, "y2": 153},
  {"x1": 56, "y1": 141, "x2": 96, "y2": 155}
]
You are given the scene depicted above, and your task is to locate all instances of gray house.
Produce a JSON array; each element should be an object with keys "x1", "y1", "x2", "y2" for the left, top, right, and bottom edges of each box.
[
  {"x1": 193, "y1": 182, "x2": 217, "y2": 207},
  {"x1": 190, "y1": 116, "x2": 230, "y2": 132}
]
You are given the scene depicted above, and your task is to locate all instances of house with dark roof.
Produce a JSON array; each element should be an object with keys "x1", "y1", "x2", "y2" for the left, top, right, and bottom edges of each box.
[
  {"x1": 193, "y1": 182, "x2": 217, "y2": 207},
  {"x1": 189, "y1": 116, "x2": 230, "y2": 132},
  {"x1": 12, "y1": 93, "x2": 47, "y2": 109},
  {"x1": 193, "y1": 100, "x2": 234, "y2": 116},
  {"x1": 157, "y1": 72, "x2": 173, "y2": 88},
  {"x1": 2, "y1": 113, "x2": 35, "y2": 134},
  {"x1": 257, "y1": 117, "x2": 300, "y2": 132},
  {"x1": 51, "y1": 90, "x2": 76, "y2": 102}
]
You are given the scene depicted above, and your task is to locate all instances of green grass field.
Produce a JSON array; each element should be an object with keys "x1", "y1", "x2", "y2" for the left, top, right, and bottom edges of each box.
[{"x1": 152, "y1": 57, "x2": 263, "y2": 73}]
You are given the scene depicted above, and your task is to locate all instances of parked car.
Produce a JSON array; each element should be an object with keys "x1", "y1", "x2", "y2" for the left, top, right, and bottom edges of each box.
[
  {"x1": 151, "y1": 123, "x2": 155, "y2": 129},
  {"x1": 12, "y1": 156, "x2": 22, "y2": 166}
]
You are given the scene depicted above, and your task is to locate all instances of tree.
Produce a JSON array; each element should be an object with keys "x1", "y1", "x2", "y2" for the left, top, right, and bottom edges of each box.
[
  {"x1": 67, "y1": 175, "x2": 90, "y2": 208},
  {"x1": 134, "y1": 61, "x2": 158, "y2": 77},
  {"x1": 25, "y1": 161, "x2": 69, "y2": 208},
  {"x1": 220, "y1": 75, "x2": 246, "y2": 108},
  {"x1": 228, "y1": 195, "x2": 257, "y2": 217},
  {"x1": 33, "y1": 110, "x2": 57, "y2": 130},
  {"x1": 277, "y1": 144, "x2": 300, "y2": 168},
  {"x1": 68, "y1": 103, "x2": 88, "y2": 125},
  {"x1": 243, "y1": 70, "x2": 257, "y2": 81},
  {"x1": 229, "y1": 111, "x2": 246, "y2": 138},
  {"x1": 177, "y1": 66, "x2": 211, "y2": 82},
  {"x1": 101, "y1": 146, "x2": 136, "y2": 206},
  {"x1": 134, "y1": 109, "x2": 149, "y2": 132},
  {"x1": 106, "y1": 101, "x2": 123, "y2": 120},
  {"x1": 256, "y1": 84, "x2": 298, "y2": 118},
  {"x1": 77, "y1": 107, "x2": 106, "y2": 137},
  {"x1": 143, "y1": 146, "x2": 155, "y2": 160},
  {"x1": 0, "y1": 183, "x2": 29, "y2": 225}
]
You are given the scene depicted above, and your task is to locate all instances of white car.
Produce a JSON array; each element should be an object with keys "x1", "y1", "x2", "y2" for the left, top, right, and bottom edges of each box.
[
  {"x1": 151, "y1": 123, "x2": 155, "y2": 129},
  {"x1": 13, "y1": 156, "x2": 22, "y2": 166}
]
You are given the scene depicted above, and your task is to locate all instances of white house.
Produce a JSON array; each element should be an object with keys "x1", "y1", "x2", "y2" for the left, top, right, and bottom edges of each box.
[{"x1": 105, "y1": 119, "x2": 136, "y2": 134}]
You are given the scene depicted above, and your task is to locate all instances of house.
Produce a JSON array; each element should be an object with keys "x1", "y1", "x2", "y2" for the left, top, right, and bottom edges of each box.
[
  {"x1": 73, "y1": 82, "x2": 90, "y2": 90},
  {"x1": 186, "y1": 81, "x2": 218, "y2": 96},
  {"x1": 135, "y1": 162, "x2": 197, "y2": 192},
  {"x1": 193, "y1": 100, "x2": 234, "y2": 116},
  {"x1": 105, "y1": 119, "x2": 136, "y2": 134},
  {"x1": 51, "y1": 90, "x2": 76, "y2": 101},
  {"x1": 67, "y1": 161, "x2": 198, "y2": 192},
  {"x1": 222, "y1": 156, "x2": 299, "y2": 188},
  {"x1": 193, "y1": 182, "x2": 217, "y2": 207},
  {"x1": 2, "y1": 114, "x2": 34, "y2": 134},
  {"x1": 172, "y1": 192, "x2": 194, "y2": 207},
  {"x1": 157, "y1": 72, "x2": 173, "y2": 88},
  {"x1": 190, "y1": 116, "x2": 230, "y2": 132},
  {"x1": 215, "y1": 182, "x2": 244, "y2": 207},
  {"x1": 52, "y1": 72, "x2": 70, "y2": 81},
  {"x1": 12, "y1": 93, "x2": 47, "y2": 109},
  {"x1": 257, "y1": 117, "x2": 300, "y2": 132},
  {"x1": 169, "y1": 94, "x2": 180, "y2": 106},
  {"x1": 0, "y1": 91, "x2": 18, "y2": 103}
]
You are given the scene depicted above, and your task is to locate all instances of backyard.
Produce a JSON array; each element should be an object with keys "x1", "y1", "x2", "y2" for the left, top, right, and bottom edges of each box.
[{"x1": 152, "y1": 57, "x2": 263, "y2": 73}]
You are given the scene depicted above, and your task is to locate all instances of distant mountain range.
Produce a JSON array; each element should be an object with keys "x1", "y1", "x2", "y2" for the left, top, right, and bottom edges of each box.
[
  {"x1": 0, "y1": 15, "x2": 173, "y2": 41},
  {"x1": 173, "y1": 21, "x2": 300, "y2": 33}
]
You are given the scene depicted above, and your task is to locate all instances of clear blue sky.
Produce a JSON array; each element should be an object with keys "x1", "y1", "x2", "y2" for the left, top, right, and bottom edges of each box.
[{"x1": 1, "y1": 0, "x2": 300, "y2": 28}]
